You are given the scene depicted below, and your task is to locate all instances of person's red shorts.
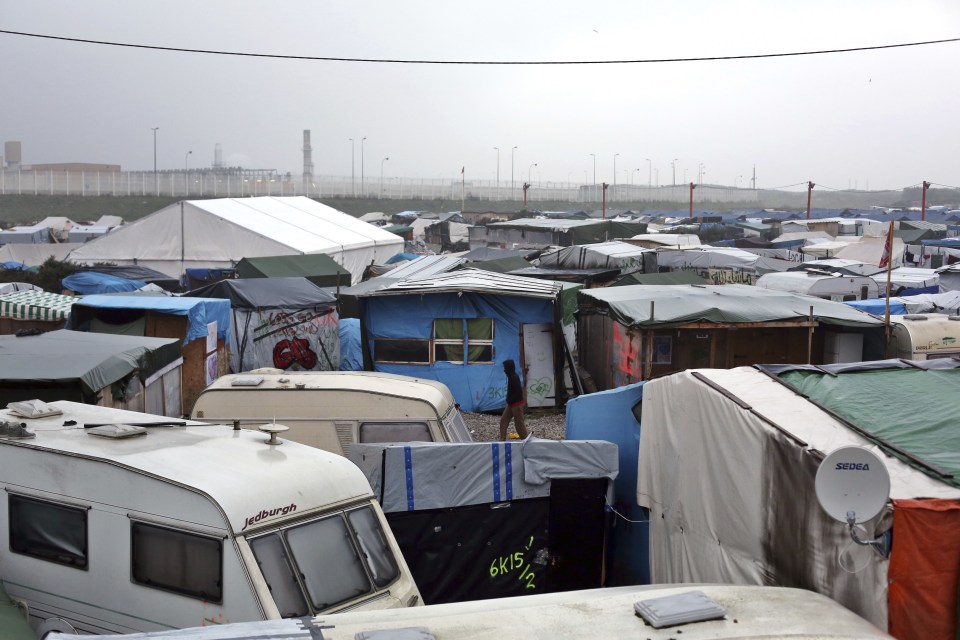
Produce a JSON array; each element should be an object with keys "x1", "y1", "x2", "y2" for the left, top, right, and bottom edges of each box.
[{"x1": 508, "y1": 400, "x2": 525, "y2": 408}]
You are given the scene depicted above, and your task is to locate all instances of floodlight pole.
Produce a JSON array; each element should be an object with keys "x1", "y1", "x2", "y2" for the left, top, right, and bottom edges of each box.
[
  {"x1": 921, "y1": 180, "x2": 930, "y2": 221},
  {"x1": 689, "y1": 182, "x2": 697, "y2": 218},
  {"x1": 806, "y1": 181, "x2": 815, "y2": 220},
  {"x1": 602, "y1": 182, "x2": 609, "y2": 219}
]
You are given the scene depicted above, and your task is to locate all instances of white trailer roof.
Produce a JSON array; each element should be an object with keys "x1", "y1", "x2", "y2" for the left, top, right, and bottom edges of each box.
[{"x1": 0, "y1": 401, "x2": 373, "y2": 533}]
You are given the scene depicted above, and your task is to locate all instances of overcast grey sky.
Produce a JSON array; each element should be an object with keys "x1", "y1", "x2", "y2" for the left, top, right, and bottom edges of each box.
[{"x1": 2, "y1": 0, "x2": 958, "y2": 190}]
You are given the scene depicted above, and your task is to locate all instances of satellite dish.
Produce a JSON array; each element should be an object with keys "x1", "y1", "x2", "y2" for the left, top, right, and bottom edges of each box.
[{"x1": 816, "y1": 446, "x2": 890, "y2": 524}]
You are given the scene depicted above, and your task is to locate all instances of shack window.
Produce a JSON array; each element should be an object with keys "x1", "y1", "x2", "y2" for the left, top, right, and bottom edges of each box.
[
  {"x1": 131, "y1": 522, "x2": 223, "y2": 602},
  {"x1": 360, "y1": 421, "x2": 432, "y2": 443},
  {"x1": 9, "y1": 494, "x2": 88, "y2": 569},
  {"x1": 374, "y1": 339, "x2": 430, "y2": 364},
  {"x1": 433, "y1": 318, "x2": 494, "y2": 364}
]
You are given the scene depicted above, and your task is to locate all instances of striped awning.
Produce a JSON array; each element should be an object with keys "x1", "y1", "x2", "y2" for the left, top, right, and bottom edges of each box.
[{"x1": 0, "y1": 290, "x2": 76, "y2": 321}]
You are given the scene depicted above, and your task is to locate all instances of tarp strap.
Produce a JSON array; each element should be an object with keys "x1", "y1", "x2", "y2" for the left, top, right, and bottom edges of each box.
[
  {"x1": 491, "y1": 443, "x2": 501, "y2": 503},
  {"x1": 404, "y1": 446, "x2": 415, "y2": 511},
  {"x1": 505, "y1": 442, "x2": 513, "y2": 501}
]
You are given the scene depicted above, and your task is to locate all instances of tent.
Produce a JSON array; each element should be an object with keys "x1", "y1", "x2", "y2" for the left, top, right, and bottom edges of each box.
[
  {"x1": 0, "y1": 330, "x2": 183, "y2": 416},
  {"x1": 476, "y1": 218, "x2": 647, "y2": 249},
  {"x1": 355, "y1": 269, "x2": 579, "y2": 412},
  {"x1": 184, "y1": 277, "x2": 339, "y2": 373},
  {"x1": 67, "y1": 196, "x2": 403, "y2": 284},
  {"x1": 235, "y1": 253, "x2": 351, "y2": 287},
  {"x1": 537, "y1": 241, "x2": 650, "y2": 270},
  {"x1": 637, "y1": 363, "x2": 960, "y2": 639}
]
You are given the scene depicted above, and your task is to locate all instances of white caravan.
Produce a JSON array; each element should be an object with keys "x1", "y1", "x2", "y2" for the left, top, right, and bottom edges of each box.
[
  {"x1": 0, "y1": 401, "x2": 420, "y2": 637},
  {"x1": 755, "y1": 270, "x2": 879, "y2": 301},
  {"x1": 192, "y1": 371, "x2": 471, "y2": 456},
  {"x1": 888, "y1": 313, "x2": 960, "y2": 360},
  {"x1": 47, "y1": 584, "x2": 892, "y2": 640}
]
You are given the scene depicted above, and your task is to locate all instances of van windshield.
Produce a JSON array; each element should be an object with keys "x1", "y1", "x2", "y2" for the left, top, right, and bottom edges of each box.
[{"x1": 248, "y1": 504, "x2": 400, "y2": 616}]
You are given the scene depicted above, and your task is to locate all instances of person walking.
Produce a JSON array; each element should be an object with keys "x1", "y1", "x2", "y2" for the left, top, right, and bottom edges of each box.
[{"x1": 499, "y1": 359, "x2": 529, "y2": 440}]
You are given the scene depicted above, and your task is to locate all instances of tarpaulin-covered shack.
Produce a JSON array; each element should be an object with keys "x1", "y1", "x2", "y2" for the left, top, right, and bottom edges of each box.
[
  {"x1": 185, "y1": 277, "x2": 339, "y2": 373},
  {"x1": 637, "y1": 362, "x2": 960, "y2": 640},
  {"x1": 356, "y1": 269, "x2": 579, "y2": 412},
  {"x1": 472, "y1": 218, "x2": 647, "y2": 250},
  {"x1": 349, "y1": 439, "x2": 617, "y2": 604},
  {"x1": 67, "y1": 295, "x2": 230, "y2": 413},
  {"x1": 577, "y1": 284, "x2": 882, "y2": 390},
  {"x1": 0, "y1": 330, "x2": 183, "y2": 416},
  {"x1": 0, "y1": 289, "x2": 76, "y2": 334}
]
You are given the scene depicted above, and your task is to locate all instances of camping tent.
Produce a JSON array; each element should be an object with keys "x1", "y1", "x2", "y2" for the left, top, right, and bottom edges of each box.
[
  {"x1": 61, "y1": 271, "x2": 146, "y2": 295},
  {"x1": 67, "y1": 196, "x2": 403, "y2": 284},
  {"x1": 185, "y1": 277, "x2": 339, "y2": 373},
  {"x1": 637, "y1": 363, "x2": 960, "y2": 638}
]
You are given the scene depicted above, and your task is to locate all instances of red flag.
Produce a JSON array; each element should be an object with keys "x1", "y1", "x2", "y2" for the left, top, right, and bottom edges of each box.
[{"x1": 879, "y1": 221, "x2": 894, "y2": 269}]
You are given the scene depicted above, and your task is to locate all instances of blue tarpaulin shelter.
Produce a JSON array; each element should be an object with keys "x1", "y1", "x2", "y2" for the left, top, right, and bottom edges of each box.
[
  {"x1": 62, "y1": 271, "x2": 146, "y2": 294},
  {"x1": 566, "y1": 382, "x2": 649, "y2": 586},
  {"x1": 68, "y1": 295, "x2": 230, "y2": 344},
  {"x1": 339, "y1": 318, "x2": 363, "y2": 371},
  {"x1": 356, "y1": 270, "x2": 573, "y2": 412}
]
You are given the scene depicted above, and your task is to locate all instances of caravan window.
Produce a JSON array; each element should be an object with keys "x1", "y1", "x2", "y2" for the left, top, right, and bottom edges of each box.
[
  {"x1": 248, "y1": 505, "x2": 400, "y2": 615},
  {"x1": 374, "y1": 339, "x2": 430, "y2": 364},
  {"x1": 433, "y1": 318, "x2": 495, "y2": 364},
  {"x1": 360, "y1": 421, "x2": 432, "y2": 443},
  {"x1": 131, "y1": 522, "x2": 223, "y2": 602},
  {"x1": 9, "y1": 494, "x2": 88, "y2": 569}
]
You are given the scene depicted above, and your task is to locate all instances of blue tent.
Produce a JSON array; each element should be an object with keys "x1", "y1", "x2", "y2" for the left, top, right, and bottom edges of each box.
[
  {"x1": 62, "y1": 271, "x2": 146, "y2": 294},
  {"x1": 566, "y1": 382, "x2": 649, "y2": 586}
]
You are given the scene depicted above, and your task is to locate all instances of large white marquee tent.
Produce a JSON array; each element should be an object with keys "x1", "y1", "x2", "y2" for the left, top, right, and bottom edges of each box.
[{"x1": 68, "y1": 196, "x2": 403, "y2": 284}]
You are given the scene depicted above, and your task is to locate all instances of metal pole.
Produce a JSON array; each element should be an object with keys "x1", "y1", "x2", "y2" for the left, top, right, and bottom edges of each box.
[
  {"x1": 380, "y1": 157, "x2": 389, "y2": 198},
  {"x1": 493, "y1": 147, "x2": 500, "y2": 201},
  {"x1": 806, "y1": 181, "x2": 815, "y2": 219},
  {"x1": 361, "y1": 137, "x2": 366, "y2": 196},
  {"x1": 646, "y1": 158, "x2": 651, "y2": 187},
  {"x1": 349, "y1": 138, "x2": 355, "y2": 196},
  {"x1": 151, "y1": 127, "x2": 159, "y2": 196},
  {"x1": 511, "y1": 146, "x2": 517, "y2": 201},
  {"x1": 921, "y1": 180, "x2": 930, "y2": 221},
  {"x1": 689, "y1": 182, "x2": 697, "y2": 217}
]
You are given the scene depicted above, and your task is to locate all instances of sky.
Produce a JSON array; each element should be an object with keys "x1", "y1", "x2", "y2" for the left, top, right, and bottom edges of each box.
[{"x1": 2, "y1": 0, "x2": 959, "y2": 191}]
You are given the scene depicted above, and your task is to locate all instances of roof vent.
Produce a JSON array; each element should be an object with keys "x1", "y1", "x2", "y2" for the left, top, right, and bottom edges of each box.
[
  {"x1": 0, "y1": 421, "x2": 36, "y2": 440},
  {"x1": 87, "y1": 424, "x2": 148, "y2": 439},
  {"x1": 949, "y1": 316, "x2": 960, "y2": 321},
  {"x1": 259, "y1": 422, "x2": 289, "y2": 445},
  {"x1": 903, "y1": 314, "x2": 929, "y2": 321},
  {"x1": 634, "y1": 590, "x2": 726, "y2": 628},
  {"x1": 7, "y1": 399, "x2": 62, "y2": 419},
  {"x1": 231, "y1": 375, "x2": 264, "y2": 387},
  {"x1": 355, "y1": 628, "x2": 435, "y2": 640}
]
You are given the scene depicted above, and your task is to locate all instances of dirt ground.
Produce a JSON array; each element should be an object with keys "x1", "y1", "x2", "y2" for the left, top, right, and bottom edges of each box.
[{"x1": 462, "y1": 408, "x2": 566, "y2": 442}]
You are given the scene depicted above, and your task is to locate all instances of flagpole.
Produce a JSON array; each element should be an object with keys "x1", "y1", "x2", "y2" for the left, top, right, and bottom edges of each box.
[{"x1": 883, "y1": 221, "x2": 894, "y2": 343}]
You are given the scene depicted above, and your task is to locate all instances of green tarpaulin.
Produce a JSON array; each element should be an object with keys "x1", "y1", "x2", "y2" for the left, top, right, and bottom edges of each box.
[
  {"x1": 777, "y1": 366, "x2": 960, "y2": 488},
  {"x1": 612, "y1": 271, "x2": 709, "y2": 287},
  {"x1": 236, "y1": 253, "x2": 351, "y2": 287}
]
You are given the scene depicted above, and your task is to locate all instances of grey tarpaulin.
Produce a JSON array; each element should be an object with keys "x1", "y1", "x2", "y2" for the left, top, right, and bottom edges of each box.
[{"x1": 349, "y1": 438, "x2": 618, "y2": 513}]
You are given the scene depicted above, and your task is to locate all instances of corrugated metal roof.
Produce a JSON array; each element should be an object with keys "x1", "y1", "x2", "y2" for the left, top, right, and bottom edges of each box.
[
  {"x1": 359, "y1": 268, "x2": 563, "y2": 299},
  {"x1": 384, "y1": 255, "x2": 466, "y2": 279},
  {"x1": 487, "y1": 217, "x2": 604, "y2": 230}
]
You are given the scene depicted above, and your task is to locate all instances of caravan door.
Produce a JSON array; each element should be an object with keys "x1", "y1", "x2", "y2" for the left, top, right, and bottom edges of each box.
[{"x1": 521, "y1": 323, "x2": 555, "y2": 408}]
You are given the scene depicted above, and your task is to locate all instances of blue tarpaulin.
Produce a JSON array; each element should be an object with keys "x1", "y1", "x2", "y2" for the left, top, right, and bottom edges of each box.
[
  {"x1": 385, "y1": 253, "x2": 420, "y2": 264},
  {"x1": 0, "y1": 261, "x2": 27, "y2": 271},
  {"x1": 68, "y1": 295, "x2": 231, "y2": 344},
  {"x1": 845, "y1": 298, "x2": 908, "y2": 315},
  {"x1": 62, "y1": 271, "x2": 146, "y2": 294},
  {"x1": 566, "y1": 382, "x2": 649, "y2": 586},
  {"x1": 363, "y1": 292, "x2": 554, "y2": 412},
  {"x1": 338, "y1": 318, "x2": 363, "y2": 371}
]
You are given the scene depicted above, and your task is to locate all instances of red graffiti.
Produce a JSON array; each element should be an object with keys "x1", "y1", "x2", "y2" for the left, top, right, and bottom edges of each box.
[
  {"x1": 273, "y1": 338, "x2": 318, "y2": 370},
  {"x1": 612, "y1": 323, "x2": 640, "y2": 378}
]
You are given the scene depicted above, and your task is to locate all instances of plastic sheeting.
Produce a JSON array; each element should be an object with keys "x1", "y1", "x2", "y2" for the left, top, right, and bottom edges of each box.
[
  {"x1": 69, "y1": 295, "x2": 230, "y2": 344},
  {"x1": 636, "y1": 367, "x2": 960, "y2": 633},
  {"x1": 338, "y1": 318, "x2": 363, "y2": 371},
  {"x1": 349, "y1": 439, "x2": 617, "y2": 513},
  {"x1": 566, "y1": 382, "x2": 649, "y2": 586},
  {"x1": 61, "y1": 271, "x2": 146, "y2": 294}
]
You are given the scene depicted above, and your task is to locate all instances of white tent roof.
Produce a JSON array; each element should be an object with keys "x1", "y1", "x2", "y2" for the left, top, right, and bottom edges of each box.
[
  {"x1": 67, "y1": 197, "x2": 403, "y2": 283},
  {"x1": 538, "y1": 241, "x2": 649, "y2": 269}
]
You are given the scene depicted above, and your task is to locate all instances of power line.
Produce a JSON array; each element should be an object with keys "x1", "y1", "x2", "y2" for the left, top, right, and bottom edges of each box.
[
  {"x1": 929, "y1": 182, "x2": 960, "y2": 190},
  {"x1": 1, "y1": 29, "x2": 958, "y2": 65}
]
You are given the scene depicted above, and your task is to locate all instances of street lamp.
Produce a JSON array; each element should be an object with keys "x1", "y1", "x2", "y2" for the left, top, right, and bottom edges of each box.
[
  {"x1": 151, "y1": 127, "x2": 159, "y2": 194},
  {"x1": 361, "y1": 137, "x2": 367, "y2": 196},
  {"x1": 511, "y1": 146, "x2": 518, "y2": 199},
  {"x1": 645, "y1": 158, "x2": 651, "y2": 187},
  {"x1": 613, "y1": 153, "x2": 620, "y2": 188},
  {"x1": 380, "y1": 157, "x2": 389, "y2": 198},
  {"x1": 632, "y1": 168, "x2": 640, "y2": 185},
  {"x1": 654, "y1": 168, "x2": 659, "y2": 187},
  {"x1": 184, "y1": 150, "x2": 192, "y2": 171},
  {"x1": 494, "y1": 146, "x2": 501, "y2": 192},
  {"x1": 697, "y1": 163, "x2": 705, "y2": 184},
  {"x1": 349, "y1": 138, "x2": 355, "y2": 196},
  {"x1": 528, "y1": 162, "x2": 537, "y2": 183},
  {"x1": 589, "y1": 153, "x2": 596, "y2": 185},
  {"x1": 671, "y1": 158, "x2": 678, "y2": 186},
  {"x1": 736, "y1": 175, "x2": 743, "y2": 188}
]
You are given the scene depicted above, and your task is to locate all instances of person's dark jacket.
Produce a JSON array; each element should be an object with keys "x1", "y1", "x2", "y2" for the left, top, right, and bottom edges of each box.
[{"x1": 503, "y1": 359, "x2": 524, "y2": 405}]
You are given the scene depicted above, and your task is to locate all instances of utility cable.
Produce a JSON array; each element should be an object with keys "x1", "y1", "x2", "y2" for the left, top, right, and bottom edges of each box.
[{"x1": 0, "y1": 29, "x2": 957, "y2": 65}]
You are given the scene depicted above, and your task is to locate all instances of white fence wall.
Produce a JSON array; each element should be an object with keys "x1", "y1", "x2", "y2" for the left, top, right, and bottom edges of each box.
[{"x1": 0, "y1": 169, "x2": 761, "y2": 204}]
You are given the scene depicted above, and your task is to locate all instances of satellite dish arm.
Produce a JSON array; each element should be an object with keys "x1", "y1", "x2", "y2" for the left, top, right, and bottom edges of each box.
[{"x1": 846, "y1": 511, "x2": 890, "y2": 557}]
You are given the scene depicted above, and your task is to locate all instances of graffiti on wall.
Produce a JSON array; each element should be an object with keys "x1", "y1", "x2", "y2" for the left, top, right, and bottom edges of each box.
[
  {"x1": 251, "y1": 309, "x2": 339, "y2": 371},
  {"x1": 612, "y1": 322, "x2": 640, "y2": 385}
]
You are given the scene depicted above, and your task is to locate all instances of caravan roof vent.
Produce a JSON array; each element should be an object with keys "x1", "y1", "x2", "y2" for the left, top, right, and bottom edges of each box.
[
  {"x1": 355, "y1": 628, "x2": 435, "y2": 640},
  {"x1": 86, "y1": 424, "x2": 148, "y2": 439},
  {"x1": 7, "y1": 399, "x2": 62, "y2": 419},
  {"x1": 902, "y1": 314, "x2": 929, "y2": 321},
  {"x1": 259, "y1": 422, "x2": 290, "y2": 445},
  {"x1": 0, "y1": 421, "x2": 36, "y2": 440},
  {"x1": 231, "y1": 375, "x2": 264, "y2": 387},
  {"x1": 634, "y1": 590, "x2": 726, "y2": 628}
]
